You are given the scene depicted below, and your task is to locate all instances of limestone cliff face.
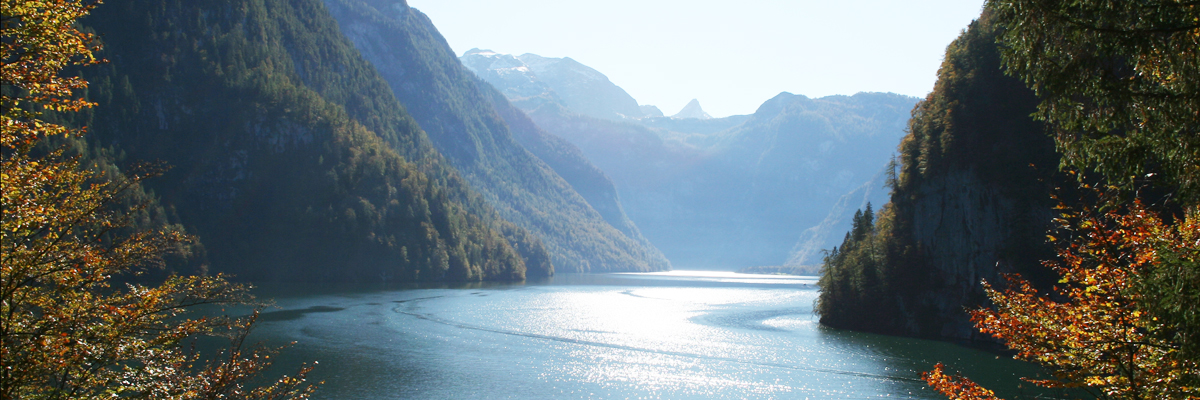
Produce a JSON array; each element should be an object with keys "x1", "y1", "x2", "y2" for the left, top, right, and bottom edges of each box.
[
  {"x1": 888, "y1": 14, "x2": 1062, "y2": 340},
  {"x1": 906, "y1": 170, "x2": 1016, "y2": 338},
  {"x1": 817, "y1": 11, "x2": 1062, "y2": 340}
]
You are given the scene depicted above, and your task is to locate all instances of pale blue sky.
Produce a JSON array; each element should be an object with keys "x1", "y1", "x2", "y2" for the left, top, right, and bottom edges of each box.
[{"x1": 409, "y1": 0, "x2": 986, "y2": 117}]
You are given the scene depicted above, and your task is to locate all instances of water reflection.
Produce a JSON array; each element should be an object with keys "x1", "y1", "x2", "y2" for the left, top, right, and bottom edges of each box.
[{"x1": 249, "y1": 271, "x2": 1050, "y2": 399}]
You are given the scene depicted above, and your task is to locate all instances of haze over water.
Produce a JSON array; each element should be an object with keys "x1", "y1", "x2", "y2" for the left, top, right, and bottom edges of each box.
[{"x1": 253, "y1": 271, "x2": 1046, "y2": 399}]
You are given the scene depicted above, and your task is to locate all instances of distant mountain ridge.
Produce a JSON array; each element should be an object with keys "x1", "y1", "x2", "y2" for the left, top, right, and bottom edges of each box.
[
  {"x1": 462, "y1": 50, "x2": 918, "y2": 268},
  {"x1": 461, "y1": 49, "x2": 654, "y2": 120},
  {"x1": 458, "y1": 49, "x2": 556, "y2": 103},
  {"x1": 787, "y1": 165, "x2": 892, "y2": 266},
  {"x1": 570, "y1": 93, "x2": 912, "y2": 268}
]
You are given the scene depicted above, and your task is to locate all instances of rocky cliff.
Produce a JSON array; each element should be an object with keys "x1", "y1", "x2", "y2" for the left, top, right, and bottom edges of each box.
[{"x1": 816, "y1": 11, "x2": 1063, "y2": 339}]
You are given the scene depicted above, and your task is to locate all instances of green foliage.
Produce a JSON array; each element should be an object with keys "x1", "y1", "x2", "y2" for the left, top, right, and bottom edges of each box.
[
  {"x1": 985, "y1": 1, "x2": 1200, "y2": 389},
  {"x1": 66, "y1": 0, "x2": 549, "y2": 282},
  {"x1": 896, "y1": 9, "x2": 1062, "y2": 280},
  {"x1": 2, "y1": 1, "x2": 315, "y2": 396},
  {"x1": 990, "y1": 0, "x2": 1200, "y2": 201},
  {"x1": 1139, "y1": 242, "x2": 1200, "y2": 364},
  {"x1": 817, "y1": 203, "x2": 893, "y2": 329},
  {"x1": 817, "y1": 11, "x2": 1063, "y2": 336},
  {"x1": 476, "y1": 74, "x2": 664, "y2": 263},
  {"x1": 820, "y1": 3, "x2": 1200, "y2": 396},
  {"x1": 321, "y1": 0, "x2": 668, "y2": 273},
  {"x1": 897, "y1": 10, "x2": 1056, "y2": 192}
]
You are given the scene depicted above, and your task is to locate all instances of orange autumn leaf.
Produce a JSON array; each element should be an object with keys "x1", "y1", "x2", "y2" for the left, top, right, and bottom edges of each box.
[
  {"x1": 2, "y1": 1, "x2": 319, "y2": 398},
  {"x1": 922, "y1": 363, "x2": 1004, "y2": 400},
  {"x1": 926, "y1": 190, "x2": 1200, "y2": 399}
]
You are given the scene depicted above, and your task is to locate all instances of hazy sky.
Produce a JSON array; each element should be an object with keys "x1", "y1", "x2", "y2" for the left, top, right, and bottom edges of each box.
[{"x1": 408, "y1": 0, "x2": 986, "y2": 118}]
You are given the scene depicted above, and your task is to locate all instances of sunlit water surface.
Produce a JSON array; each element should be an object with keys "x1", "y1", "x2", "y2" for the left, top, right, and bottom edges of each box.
[{"x1": 251, "y1": 271, "x2": 1049, "y2": 399}]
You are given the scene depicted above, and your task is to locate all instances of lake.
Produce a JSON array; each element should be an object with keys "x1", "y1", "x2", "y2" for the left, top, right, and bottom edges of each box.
[{"x1": 249, "y1": 271, "x2": 1051, "y2": 399}]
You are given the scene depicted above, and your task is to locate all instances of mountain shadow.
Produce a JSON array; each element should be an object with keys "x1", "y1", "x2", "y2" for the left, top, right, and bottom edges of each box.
[
  {"x1": 321, "y1": 0, "x2": 670, "y2": 272},
  {"x1": 72, "y1": 0, "x2": 554, "y2": 282}
]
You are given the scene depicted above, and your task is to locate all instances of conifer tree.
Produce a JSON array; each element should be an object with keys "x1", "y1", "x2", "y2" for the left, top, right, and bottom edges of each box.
[{"x1": 924, "y1": 1, "x2": 1199, "y2": 398}]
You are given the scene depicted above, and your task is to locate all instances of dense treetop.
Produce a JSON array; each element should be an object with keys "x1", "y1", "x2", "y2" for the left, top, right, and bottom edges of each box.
[{"x1": 65, "y1": 0, "x2": 550, "y2": 281}]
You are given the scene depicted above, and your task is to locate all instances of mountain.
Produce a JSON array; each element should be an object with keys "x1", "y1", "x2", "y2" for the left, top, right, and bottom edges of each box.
[
  {"x1": 461, "y1": 49, "x2": 652, "y2": 120},
  {"x1": 457, "y1": 49, "x2": 557, "y2": 106},
  {"x1": 816, "y1": 10, "x2": 1064, "y2": 339},
  {"x1": 689, "y1": 92, "x2": 914, "y2": 267},
  {"x1": 73, "y1": 0, "x2": 553, "y2": 282},
  {"x1": 640, "y1": 105, "x2": 665, "y2": 118},
  {"x1": 473, "y1": 80, "x2": 651, "y2": 246},
  {"x1": 671, "y1": 99, "x2": 712, "y2": 119},
  {"x1": 463, "y1": 50, "x2": 916, "y2": 269},
  {"x1": 786, "y1": 165, "x2": 892, "y2": 267},
  {"x1": 464, "y1": 50, "x2": 918, "y2": 268},
  {"x1": 320, "y1": 0, "x2": 668, "y2": 272},
  {"x1": 524, "y1": 93, "x2": 914, "y2": 268},
  {"x1": 636, "y1": 114, "x2": 753, "y2": 139}
]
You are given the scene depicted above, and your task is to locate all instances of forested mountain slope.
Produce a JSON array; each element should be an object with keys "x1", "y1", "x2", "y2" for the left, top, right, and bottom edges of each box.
[
  {"x1": 817, "y1": 11, "x2": 1064, "y2": 339},
  {"x1": 71, "y1": 0, "x2": 553, "y2": 282},
  {"x1": 474, "y1": 78, "x2": 651, "y2": 247},
  {"x1": 320, "y1": 0, "x2": 669, "y2": 272},
  {"x1": 462, "y1": 50, "x2": 915, "y2": 268}
]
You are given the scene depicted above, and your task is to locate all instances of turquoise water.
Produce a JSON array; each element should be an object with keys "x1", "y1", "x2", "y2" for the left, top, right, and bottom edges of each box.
[{"x1": 249, "y1": 271, "x2": 1053, "y2": 399}]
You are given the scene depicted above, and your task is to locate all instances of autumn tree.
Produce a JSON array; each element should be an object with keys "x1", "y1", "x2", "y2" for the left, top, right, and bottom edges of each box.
[
  {"x1": 2, "y1": 1, "x2": 317, "y2": 398},
  {"x1": 924, "y1": 188, "x2": 1200, "y2": 399},
  {"x1": 924, "y1": 0, "x2": 1199, "y2": 398}
]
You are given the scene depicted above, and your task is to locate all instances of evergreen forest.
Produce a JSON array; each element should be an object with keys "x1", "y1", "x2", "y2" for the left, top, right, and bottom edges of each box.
[
  {"x1": 53, "y1": 0, "x2": 567, "y2": 282},
  {"x1": 818, "y1": 1, "x2": 1198, "y2": 397},
  {"x1": 3, "y1": 0, "x2": 1196, "y2": 398}
]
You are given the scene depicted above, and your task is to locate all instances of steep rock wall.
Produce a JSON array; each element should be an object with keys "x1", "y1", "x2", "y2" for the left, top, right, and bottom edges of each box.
[
  {"x1": 817, "y1": 11, "x2": 1062, "y2": 340},
  {"x1": 907, "y1": 170, "x2": 1016, "y2": 339}
]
